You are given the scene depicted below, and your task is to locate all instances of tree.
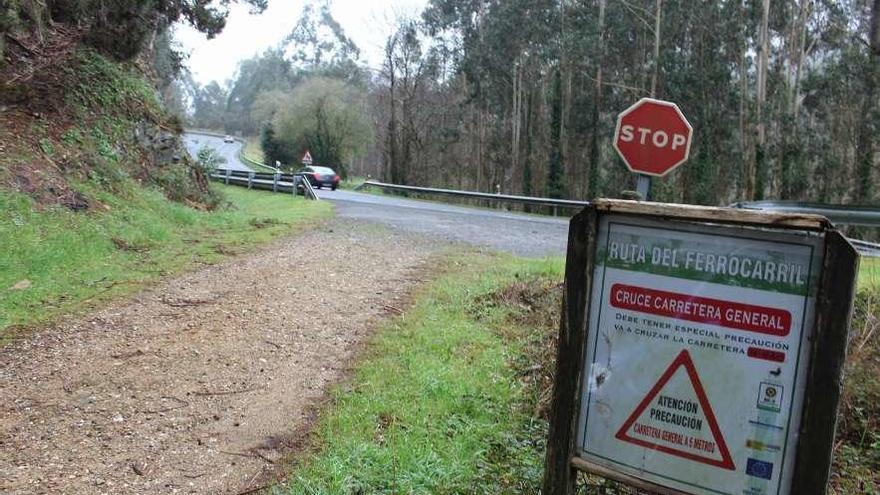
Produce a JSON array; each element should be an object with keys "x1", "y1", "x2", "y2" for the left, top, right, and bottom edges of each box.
[
  {"x1": 225, "y1": 49, "x2": 292, "y2": 134},
  {"x1": 190, "y1": 81, "x2": 229, "y2": 130},
  {"x1": 856, "y1": 0, "x2": 880, "y2": 204},
  {"x1": 260, "y1": 121, "x2": 295, "y2": 168},
  {"x1": 281, "y1": 0, "x2": 363, "y2": 81},
  {"x1": 272, "y1": 77, "x2": 372, "y2": 177},
  {"x1": 53, "y1": 0, "x2": 268, "y2": 61}
]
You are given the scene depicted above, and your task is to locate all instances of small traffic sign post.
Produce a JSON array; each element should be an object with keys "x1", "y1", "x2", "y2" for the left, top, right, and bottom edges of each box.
[
  {"x1": 613, "y1": 98, "x2": 693, "y2": 199},
  {"x1": 542, "y1": 200, "x2": 858, "y2": 495}
]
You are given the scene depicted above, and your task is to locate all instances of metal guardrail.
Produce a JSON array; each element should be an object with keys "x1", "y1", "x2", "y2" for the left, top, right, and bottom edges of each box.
[
  {"x1": 209, "y1": 168, "x2": 319, "y2": 200},
  {"x1": 360, "y1": 181, "x2": 879, "y2": 256},
  {"x1": 849, "y1": 239, "x2": 880, "y2": 257},
  {"x1": 189, "y1": 131, "x2": 878, "y2": 254},
  {"x1": 360, "y1": 180, "x2": 591, "y2": 209},
  {"x1": 238, "y1": 148, "x2": 277, "y2": 173},
  {"x1": 730, "y1": 201, "x2": 880, "y2": 228}
]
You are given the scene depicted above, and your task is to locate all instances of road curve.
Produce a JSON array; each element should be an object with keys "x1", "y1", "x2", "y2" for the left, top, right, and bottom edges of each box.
[
  {"x1": 316, "y1": 188, "x2": 570, "y2": 258},
  {"x1": 184, "y1": 131, "x2": 571, "y2": 257},
  {"x1": 184, "y1": 132, "x2": 253, "y2": 172}
]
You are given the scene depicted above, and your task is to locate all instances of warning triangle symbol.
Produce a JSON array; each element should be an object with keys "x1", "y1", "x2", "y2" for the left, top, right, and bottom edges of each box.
[
  {"x1": 615, "y1": 350, "x2": 735, "y2": 470},
  {"x1": 302, "y1": 151, "x2": 313, "y2": 163}
]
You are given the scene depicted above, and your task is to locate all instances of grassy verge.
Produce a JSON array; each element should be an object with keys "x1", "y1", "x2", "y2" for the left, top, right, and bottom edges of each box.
[
  {"x1": 243, "y1": 136, "x2": 266, "y2": 164},
  {"x1": 0, "y1": 184, "x2": 332, "y2": 340},
  {"x1": 859, "y1": 257, "x2": 879, "y2": 290},
  {"x1": 277, "y1": 252, "x2": 879, "y2": 494},
  {"x1": 278, "y1": 254, "x2": 563, "y2": 494},
  {"x1": 338, "y1": 175, "x2": 366, "y2": 191},
  {"x1": 833, "y1": 268, "x2": 880, "y2": 494}
]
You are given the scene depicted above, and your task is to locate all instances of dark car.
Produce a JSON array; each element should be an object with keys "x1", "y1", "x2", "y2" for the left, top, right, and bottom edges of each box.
[{"x1": 299, "y1": 166, "x2": 340, "y2": 190}]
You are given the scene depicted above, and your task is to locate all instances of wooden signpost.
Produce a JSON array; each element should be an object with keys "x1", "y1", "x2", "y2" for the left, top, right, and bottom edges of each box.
[{"x1": 542, "y1": 200, "x2": 859, "y2": 495}]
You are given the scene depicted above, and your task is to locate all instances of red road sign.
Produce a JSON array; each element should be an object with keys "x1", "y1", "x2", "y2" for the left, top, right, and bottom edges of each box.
[
  {"x1": 613, "y1": 98, "x2": 693, "y2": 177},
  {"x1": 615, "y1": 350, "x2": 735, "y2": 470}
]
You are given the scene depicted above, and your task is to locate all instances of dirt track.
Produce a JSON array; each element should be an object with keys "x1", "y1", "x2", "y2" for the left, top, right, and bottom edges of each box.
[{"x1": 0, "y1": 221, "x2": 442, "y2": 494}]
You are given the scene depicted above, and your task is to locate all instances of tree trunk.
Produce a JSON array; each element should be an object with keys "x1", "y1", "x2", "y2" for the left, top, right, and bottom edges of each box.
[
  {"x1": 739, "y1": 25, "x2": 751, "y2": 200},
  {"x1": 855, "y1": 0, "x2": 880, "y2": 203},
  {"x1": 650, "y1": 0, "x2": 662, "y2": 97},
  {"x1": 587, "y1": 0, "x2": 606, "y2": 198},
  {"x1": 754, "y1": 0, "x2": 770, "y2": 200}
]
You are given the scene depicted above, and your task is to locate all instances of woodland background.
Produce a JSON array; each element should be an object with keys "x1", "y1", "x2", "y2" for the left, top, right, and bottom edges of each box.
[
  {"x1": 176, "y1": 0, "x2": 880, "y2": 207},
  {"x1": 3, "y1": 0, "x2": 879, "y2": 206}
]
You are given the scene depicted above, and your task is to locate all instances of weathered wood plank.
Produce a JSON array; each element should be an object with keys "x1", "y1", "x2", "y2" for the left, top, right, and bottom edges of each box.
[
  {"x1": 790, "y1": 231, "x2": 859, "y2": 494},
  {"x1": 592, "y1": 199, "x2": 830, "y2": 230},
  {"x1": 542, "y1": 208, "x2": 598, "y2": 495},
  {"x1": 570, "y1": 457, "x2": 688, "y2": 495}
]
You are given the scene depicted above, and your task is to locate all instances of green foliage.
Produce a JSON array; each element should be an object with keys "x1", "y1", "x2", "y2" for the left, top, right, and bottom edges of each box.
[
  {"x1": 0, "y1": 184, "x2": 332, "y2": 339},
  {"x1": 187, "y1": 2, "x2": 365, "y2": 139},
  {"x1": 196, "y1": 146, "x2": 227, "y2": 172},
  {"x1": 271, "y1": 76, "x2": 372, "y2": 177},
  {"x1": 546, "y1": 69, "x2": 565, "y2": 199},
  {"x1": 281, "y1": 255, "x2": 563, "y2": 494},
  {"x1": 38, "y1": 138, "x2": 54, "y2": 157},
  {"x1": 833, "y1": 282, "x2": 880, "y2": 492},
  {"x1": 5, "y1": 0, "x2": 266, "y2": 61},
  {"x1": 281, "y1": 0, "x2": 362, "y2": 80},
  {"x1": 65, "y1": 49, "x2": 163, "y2": 122},
  {"x1": 190, "y1": 80, "x2": 229, "y2": 130},
  {"x1": 225, "y1": 48, "x2": 293, "y2": 135},
  {"x1": 260, "y1": 121, "x2": 295, "y2": 169}
]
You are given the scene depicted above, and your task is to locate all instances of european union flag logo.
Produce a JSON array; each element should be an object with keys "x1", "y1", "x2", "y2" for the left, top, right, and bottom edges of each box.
[{"x1": 746, "y1": 458, "x2": 774, "y2": 480}]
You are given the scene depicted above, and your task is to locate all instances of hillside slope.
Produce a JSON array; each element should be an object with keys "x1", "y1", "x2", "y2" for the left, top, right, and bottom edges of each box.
[{"x1": 0, "y1": 42, "x2": 332, "y2": 338}]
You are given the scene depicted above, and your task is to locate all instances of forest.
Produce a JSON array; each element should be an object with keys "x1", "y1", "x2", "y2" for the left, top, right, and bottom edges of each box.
[{"x1": 179, "y1": 0, "x2": 878, "y2": 205}]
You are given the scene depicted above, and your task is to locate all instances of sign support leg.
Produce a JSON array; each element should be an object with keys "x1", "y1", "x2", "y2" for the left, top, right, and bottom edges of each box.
[{"x1": 636, "y1": 174, "x2": 651, "y2": 200}]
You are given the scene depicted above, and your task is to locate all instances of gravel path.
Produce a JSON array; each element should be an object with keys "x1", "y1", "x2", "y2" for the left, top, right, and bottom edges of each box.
[{"x1": 0, "y1": 221, "x2": 443, "y2": 494}]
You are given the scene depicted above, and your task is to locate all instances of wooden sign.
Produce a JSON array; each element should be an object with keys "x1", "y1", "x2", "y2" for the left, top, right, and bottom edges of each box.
[{"x1": 543, "y1": 200, "x2": 859, "y2": 495}]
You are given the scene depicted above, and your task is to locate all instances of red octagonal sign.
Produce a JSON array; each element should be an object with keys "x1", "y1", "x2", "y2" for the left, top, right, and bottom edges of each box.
[{"x1": 613, "y1": 98, "x2": 693, "y2": 177}]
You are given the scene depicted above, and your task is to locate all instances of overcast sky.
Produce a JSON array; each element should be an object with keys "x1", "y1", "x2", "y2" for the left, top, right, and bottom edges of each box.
[{"x1": 174, "y1": 0, "x2": 428, "y2": 85}]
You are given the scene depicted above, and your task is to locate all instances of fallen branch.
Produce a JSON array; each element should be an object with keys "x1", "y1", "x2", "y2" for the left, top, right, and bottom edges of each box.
[
  {"x1": 383, "y1": 304, "x2": 404, "y2": 315},
  {"x1": 218, "y1": 449, "x2": 275, "y2": 464},
  {"x1": 160, "y1": 296, "x2": 214, "y2": 307},
  {"x1": 234, "y1": 483, "x2": 270, "y2": 495},
  {"x1": 193, "y1": 386, "x2": 261, "y2": 397},
  {"x1": 3, "y1": 33, "x2": 39, "y2": 55}
]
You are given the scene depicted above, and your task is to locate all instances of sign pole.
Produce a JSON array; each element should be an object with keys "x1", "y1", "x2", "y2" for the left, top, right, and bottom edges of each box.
[{"x1": 636, "y1": 174, "x2": 651, "y2": 200}]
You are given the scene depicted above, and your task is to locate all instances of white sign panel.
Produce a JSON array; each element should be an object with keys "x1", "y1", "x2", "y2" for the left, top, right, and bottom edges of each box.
[{"x1": 576, "y1": 215, "x2": 824, "y2": 495}]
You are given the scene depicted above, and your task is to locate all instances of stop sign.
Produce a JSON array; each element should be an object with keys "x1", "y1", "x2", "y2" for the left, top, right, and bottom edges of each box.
[{"x1": 613, "y1": 98, "x2": 693, "y2": 177}]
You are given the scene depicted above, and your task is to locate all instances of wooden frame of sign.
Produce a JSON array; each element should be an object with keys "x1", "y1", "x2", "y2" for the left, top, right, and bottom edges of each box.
[{"x1": 542, "y1": 199, "x2": 859, "y2": 495}]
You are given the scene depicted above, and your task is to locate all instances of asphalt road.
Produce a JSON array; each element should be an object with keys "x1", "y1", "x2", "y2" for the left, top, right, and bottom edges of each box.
[
  {"x1": 185, "y1": 131, "x2": 570, "y2": 258},
  {"x1": 184, "y1": 133, "x2": 254, "y2": 172}
]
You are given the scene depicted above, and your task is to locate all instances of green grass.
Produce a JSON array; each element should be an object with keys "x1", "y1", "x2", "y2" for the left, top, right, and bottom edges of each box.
[
  {"x1": 276, "y1": 251, "x2": 879, "y2": 494},
  {"x1": 241, "y1": 137, "x2": 277, "y2": 172},
  {"x1": 859, "y1": 257, "x2": 879, "y2": 290},
  {"x1": 0, "y1": 184, "x2": 332, "y2": 340},
  {"x1": 278, "y1": 254, "x2": 563, "y2": 495},
  {"x1": 833, "y1": 279, "x2": 880, "y2": 494},
  {"x1": 243, "y1": 136, "x2": 265, "y2": 164},
  {"x1": 338, "y1": 175, "x2": 366, "y2": 191}
]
